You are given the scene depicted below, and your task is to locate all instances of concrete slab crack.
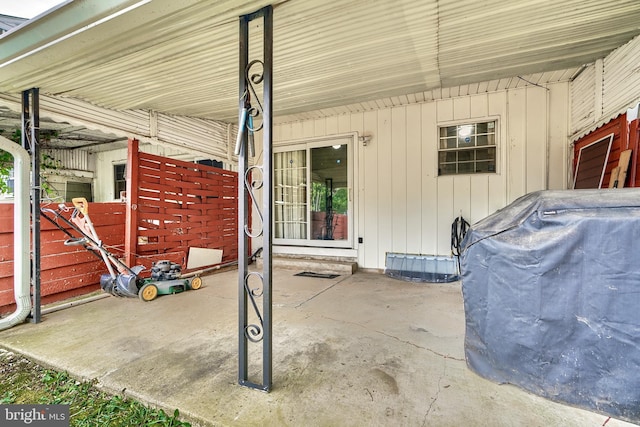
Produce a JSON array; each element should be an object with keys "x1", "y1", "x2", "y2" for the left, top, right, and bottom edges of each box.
[
  {"x1": 422, "y1": 360, "x2": 447, "y2": 426},
  {"x1": 320, "y1": 315, "x2": 464, "y2": 362},
  {"x1": 294, "y1": 275, "x2": 351, "y2": 308},
  {"x1": 374, "y1": 329, "x2": 464, "y2": 362}
]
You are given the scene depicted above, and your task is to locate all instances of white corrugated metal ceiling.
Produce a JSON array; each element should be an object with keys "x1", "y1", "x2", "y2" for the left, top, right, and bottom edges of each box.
[{"x1": 0, "y1": 0, "x2": 639, "y2": 124}]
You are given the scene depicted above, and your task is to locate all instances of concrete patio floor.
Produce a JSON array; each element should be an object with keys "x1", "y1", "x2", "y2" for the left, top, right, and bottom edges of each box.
[{"x1": 0, "y1": 268, "x2": 636, "y2": 427}]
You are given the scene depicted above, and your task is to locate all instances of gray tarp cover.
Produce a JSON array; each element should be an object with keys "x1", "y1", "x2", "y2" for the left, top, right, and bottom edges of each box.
[{"x1": 460, "y1": 189, "x2": 640, "y2": 424}]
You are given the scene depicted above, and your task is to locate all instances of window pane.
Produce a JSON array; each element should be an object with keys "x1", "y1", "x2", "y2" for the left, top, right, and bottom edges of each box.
[
  {"x1": 458, "y1": 150, "x2": 472, "y2": 162},
  {"x1": 458, "y1": 135, "x2": 475, "y2": 147},
  {"x1": 480, "y1": 147, "x2": 496, "y2": 161},
  {"x1": 440, "y1": 137, "x2": 457, "y2": 149},
  {"x1": 475, "y1": 160, "x2": 493, "y2": 173},
  {"x1": 311, "y1": 145, "x2": 348, "y2": 241},
  {"x1": 439, "y1": 151, "x2": 457, "y2": 162},
  {"x1": 458, "y1": 162, "x2": 474, "y2": 174},
  {"x1": 477, "y1": 134, "x2": 496, "y2": 146},
  {"x1": 114, "y1": 164, "x2": 126, "y2": 199},
  {"x1": 439, "y1": 164, "x2": 457, "y2": 175},
  {"x1": 440, "y1": 126, "x2": 457, "y2": 138},
  {"x1": 274, "y1": 150, "x2": 307, "y2": 239},
  {"x1": 458, "y1": 124, "x2": 475, "y2": 136}
]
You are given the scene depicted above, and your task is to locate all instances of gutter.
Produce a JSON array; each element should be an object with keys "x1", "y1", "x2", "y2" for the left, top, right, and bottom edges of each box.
[{"x1": 0, "y1": 136, "x2": 31, "y2": 331}]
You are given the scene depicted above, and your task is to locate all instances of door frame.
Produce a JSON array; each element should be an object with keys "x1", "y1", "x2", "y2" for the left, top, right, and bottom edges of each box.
[{"x1": 273, "y1": 132, "x2": 358, "y2": 250}]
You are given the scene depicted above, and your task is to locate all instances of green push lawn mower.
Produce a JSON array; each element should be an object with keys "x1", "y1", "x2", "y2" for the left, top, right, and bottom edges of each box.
[{"x1": 41, "y1": 198, "x2": 201, "y2": 302}]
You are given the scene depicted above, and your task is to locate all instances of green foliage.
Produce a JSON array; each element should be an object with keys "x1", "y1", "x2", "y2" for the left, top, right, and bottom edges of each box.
[
  {"x1": 311, "y1": 181, "x2": 348, "y2": 214},
  {"x1": 0, "y1": 350, "x2": 191, "y2": 427},
  {"x1": 0, "y1": 128, "x2": 63, "y2": 198},
  {"x1": 0, "y1": 129, "x2": 20, "y2": 194}
]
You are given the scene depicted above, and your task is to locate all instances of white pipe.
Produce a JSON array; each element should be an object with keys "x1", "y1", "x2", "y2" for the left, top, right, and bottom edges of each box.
[{"x1": 0, "y1": 136, "x2": 31, "y2": 331}]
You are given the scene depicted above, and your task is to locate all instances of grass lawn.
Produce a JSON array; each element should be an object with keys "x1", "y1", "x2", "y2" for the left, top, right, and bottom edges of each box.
[{"x1": 0, "y1": 348, "x2": 191, "y2": 426}]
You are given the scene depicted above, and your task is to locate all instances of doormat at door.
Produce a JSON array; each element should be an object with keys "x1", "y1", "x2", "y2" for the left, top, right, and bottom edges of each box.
[{"x1": 294, "y1": 272, "x2": 340, "y2": 279}]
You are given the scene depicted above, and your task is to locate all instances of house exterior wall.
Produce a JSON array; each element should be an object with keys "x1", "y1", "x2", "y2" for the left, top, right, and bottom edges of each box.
[
  {"x1": 571, "y1": 35, "x2": 640, "y2": 140},
  {"x1": 568, "y1": 35, "x2": 640, "y2": 192},
  {"x1": 272, "y1": 83, "x2": 569, "y2": 270},
  {"x1": 40, "y1": 148, "x2": 95, "y2": 202}
]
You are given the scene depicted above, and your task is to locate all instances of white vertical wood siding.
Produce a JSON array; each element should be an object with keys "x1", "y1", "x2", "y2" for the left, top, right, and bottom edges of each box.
[
  {"x1": 570, "y1": 65, "x2": 596, "y2": 135},
  {"x1": 42, "y1": 148, "x2": 93, "y2": 172},
  {"x1": 570, "y1": 35, "x2": 640, "y2": 140},
  {"x1": 274, "y1": 84, "x2": 569, "y2": 270},
  {"x1": 603, "y1": 35, "x2": 640, "y2": 119}
]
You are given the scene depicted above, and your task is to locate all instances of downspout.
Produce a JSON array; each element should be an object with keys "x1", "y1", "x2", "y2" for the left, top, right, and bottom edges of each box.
[{"x1": 0, "y1": 135, "x2": 31, "y2": 331}]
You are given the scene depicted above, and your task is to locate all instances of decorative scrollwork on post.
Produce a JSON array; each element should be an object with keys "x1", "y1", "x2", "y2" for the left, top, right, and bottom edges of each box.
[
  {"x1": 238, "y1": 4, "x2": 272, "y2": 393},
  {"x1": 246, "y1": 59, "x2": 265, "y2": 135},
  {"x1": 244, "y1": 272, "x2": 264, "y2": 343},
  {"x1": 245, "y1": 165, "x2": 264, "y2": 238}
]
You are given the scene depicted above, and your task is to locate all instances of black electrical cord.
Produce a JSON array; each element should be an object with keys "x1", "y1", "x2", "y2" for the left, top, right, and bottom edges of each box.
[{"x1": 451, "y1": 216, "x2": 470, "y2": 274}]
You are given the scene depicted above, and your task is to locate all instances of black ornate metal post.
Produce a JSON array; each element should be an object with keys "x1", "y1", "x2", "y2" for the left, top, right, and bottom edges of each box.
[
  {"x1": 21, "y1": 88, "x2": 41, "y2": 324},
  {"x1": 237, "y1": 5, "x2": 273, "y2": 392}
]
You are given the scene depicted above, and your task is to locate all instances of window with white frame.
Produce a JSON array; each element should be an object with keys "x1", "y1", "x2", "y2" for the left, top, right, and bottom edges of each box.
[
  {"x1": 438, "y1": 121, "x2": 497, "y2": 175},
  {"x1": 114, "y1": 164, "x2": 126, "y2": 199}
]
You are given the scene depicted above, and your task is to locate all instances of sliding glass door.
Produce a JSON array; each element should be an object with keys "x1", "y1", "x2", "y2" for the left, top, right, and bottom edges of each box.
[{"x1": 274, "y1": 137, "x2": 352, "y2": 248}]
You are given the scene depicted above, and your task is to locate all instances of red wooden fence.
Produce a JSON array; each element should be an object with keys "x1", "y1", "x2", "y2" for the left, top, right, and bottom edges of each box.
[
  {"x1": 0, "y1": 202, "x2": 126, "y2": 315},
  {"x1": 124, "y1": 140, "x2": 239, "y2": 271},
  {"x1": 0, "y1": 141, "x2": 240, "y2": 315},
  {"x1": 573, "y1": 114, "x2": 640, "y2": 188}
]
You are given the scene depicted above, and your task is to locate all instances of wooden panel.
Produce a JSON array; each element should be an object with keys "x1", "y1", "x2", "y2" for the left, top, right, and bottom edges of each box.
[
  {"x1": 548, "y1": 82, "x2": 569, "y2": 189},
  {"x1": 0, "y1": 200, "x2": 128, "y2": 312},
  {"x1": 470, "y1": 94, "x2": 489, "y2": 119},
  {"x1": 453, "y1": 176, "x2": 471, "y2": 225},
  {"x1": 133, "y1": 151, "x2": 238, "y2": 267},
  {"x1": 302, "y1": 120, "x2": 315, "y2": 138},
  {"x1": 470, "y1": 176, "x2": 490, "y2": 223},
  {"x1": 453, "y1": 97, "x2": 471, "y2": 120},
  {"x1": 377, "y1": 108, "x2": 393, "y2": 267},
  {"x1": 391, "y1": 107, "x2": 407, "y2": 253},
  {"x1": 507, "y1": 88, "x2": 527, "y2": 203},
  {"x1": 436, "y1": 177, "x2": 454, "y2": 255},
  {"x1": 126, "y1": 138, "x2": 140, "y2": 267},
  {"x1": 405, "y1": 104, "x2": 422, "y2": 254},
  {"x1": 338, "y1": 115, "x2": 351, "y2": 134},
  {"x1": 325, "y1": 116, "x2": 339, "y2": 135},
  {"x1": 488, "y1": 91, "x2": 508, "y2": 212},
  {"x1": 421, "y1": 101, "x2": 438, "y2": 256},
  {"x1": 279, "y1": 122, "x2": 293, "y2": 141},
  {"x1": 362, "y1": 110, "x2": 379, "y2": 268},
  {"x1": 351, "y1": 112, "x2": 365, "y2": 257},
  {"x1": 525, "y1": 87, "x2": 548, "y2": 192},
  {"x1": 437, "y1": 98, "x2": 454, "y2": 122},
  {"x1": 289, "y1": 122, "x2": 304, "y2": 139},
  {"x1": 313, "y1": 117, "x2": 326, "y2": 137}
]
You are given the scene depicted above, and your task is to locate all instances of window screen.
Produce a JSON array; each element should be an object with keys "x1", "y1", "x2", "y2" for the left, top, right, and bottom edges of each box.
[{"x1": 573, "y1": 134, "x2": 614, "y2": 189}]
